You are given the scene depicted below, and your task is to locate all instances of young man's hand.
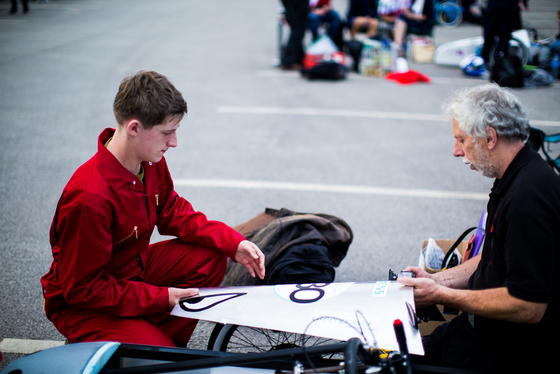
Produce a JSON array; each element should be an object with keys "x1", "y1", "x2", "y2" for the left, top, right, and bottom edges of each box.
[
  {"x1": 235, "y1": 240, "x2": 265, "y2": 280},
  {"x1": 168, "y1": 287, "x2": 199, "y2": 309}
]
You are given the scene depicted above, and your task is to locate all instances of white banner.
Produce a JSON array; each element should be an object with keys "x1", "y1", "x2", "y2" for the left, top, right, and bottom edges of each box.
[{"x1": 171, "y1": 282, "x2": 424, "y2": 355}]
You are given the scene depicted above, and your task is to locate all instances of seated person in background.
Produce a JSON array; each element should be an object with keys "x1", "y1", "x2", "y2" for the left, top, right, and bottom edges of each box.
[
  {"x1": 347, "y1": 0, "x2": 379, "y2": 39},
  {"x1": 40, "y1": 71, "x2": 265, "y2": 347},
  {"x1": 398, "y1": 83, "x2": 560, "y2": 373},
  {"x1": 376, "y1": 0, "x2": 409, "y2": 24},
  {"x1": 392, "y1": 0, "x2": 434, "y2": 56},
  {"x1": 307, "y1": 0, "x2": 342, "y2": 44}
]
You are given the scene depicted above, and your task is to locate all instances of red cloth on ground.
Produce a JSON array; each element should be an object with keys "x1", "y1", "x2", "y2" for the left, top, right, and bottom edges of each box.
[{"x1": 386, "y1": 69, "x2": 431, "y2": 84}]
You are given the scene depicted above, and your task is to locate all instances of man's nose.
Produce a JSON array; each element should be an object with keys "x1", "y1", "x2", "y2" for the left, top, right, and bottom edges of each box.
[{"x1": 453, "y1": 141, "x2": 463, "y2": 158}]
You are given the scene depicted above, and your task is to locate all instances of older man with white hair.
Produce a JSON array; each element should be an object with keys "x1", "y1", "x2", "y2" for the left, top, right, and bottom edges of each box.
[{"x1": 399, "y1": 84, "x2": 560, "y2": 373}]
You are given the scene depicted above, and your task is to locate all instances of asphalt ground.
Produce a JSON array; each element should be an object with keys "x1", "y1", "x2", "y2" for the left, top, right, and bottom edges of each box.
[{"x1": 1, "y1": 0, "x2": 559, "y2": 369}]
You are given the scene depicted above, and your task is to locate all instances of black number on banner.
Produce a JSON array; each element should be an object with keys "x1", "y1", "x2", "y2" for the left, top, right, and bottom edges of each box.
[{"x1": 289, "y1": 283, "x2": 328, "y2": 304}]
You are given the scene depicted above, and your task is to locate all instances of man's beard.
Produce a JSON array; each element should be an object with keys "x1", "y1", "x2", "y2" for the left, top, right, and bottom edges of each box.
[{"x1": 463, "y1": 142, "x2": 500, "y2": 178}]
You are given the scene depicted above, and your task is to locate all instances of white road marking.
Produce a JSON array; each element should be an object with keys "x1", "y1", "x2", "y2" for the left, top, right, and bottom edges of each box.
[
  {"x1": 218, "y1": 106, "x2": 444, "y2": 122},
  {"x1": 217, "y1": 106, "x2": 560, "y2": 127},
  {"x1": 174, "y1": 179, "x2": 489, "y2": 201},
  {"x1": 531, "y1": 120, "x2": 560, "y2": 127},
  {"x1": 0, "y1": 338, "x2": 65, "y2": 354}
]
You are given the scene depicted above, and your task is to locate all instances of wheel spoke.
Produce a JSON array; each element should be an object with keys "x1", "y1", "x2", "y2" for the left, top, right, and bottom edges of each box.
[
  {"x1": 229, "y1": 327, "x2": 266, "y2": 352},
  {"x1": 222, "y1": 325, "x2": 344, "y2": 360}
]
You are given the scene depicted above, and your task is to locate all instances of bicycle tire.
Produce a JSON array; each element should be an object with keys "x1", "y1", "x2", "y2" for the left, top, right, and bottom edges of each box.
[
  {"x1": 207, "y1": 323, "x2": 235, "y2": 351},
  {"x1": 207, "y1": 323, "x2": 344, "y2": 359}
]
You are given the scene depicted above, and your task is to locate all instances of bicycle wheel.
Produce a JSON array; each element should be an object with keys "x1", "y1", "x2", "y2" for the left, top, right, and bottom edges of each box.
[
  {"x1": 487, "y1": 36, "x2": 529, "y2": 70},
  {"x1": 435, "y1": 2, "x2": 463, "y2": 29},
  {"x1": 208, "y1": 323, "x2": 344, "y2": 359}
]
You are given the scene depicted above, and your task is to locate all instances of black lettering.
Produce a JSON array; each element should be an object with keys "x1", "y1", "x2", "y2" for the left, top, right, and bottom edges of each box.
[{"x1": 178, "y1": 292, "x2": 247, "y2": 312}]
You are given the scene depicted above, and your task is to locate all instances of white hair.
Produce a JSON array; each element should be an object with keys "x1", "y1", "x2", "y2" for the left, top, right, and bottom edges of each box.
[{"x1": 443, "y1": 83, "x2": 530, "y2": 142}]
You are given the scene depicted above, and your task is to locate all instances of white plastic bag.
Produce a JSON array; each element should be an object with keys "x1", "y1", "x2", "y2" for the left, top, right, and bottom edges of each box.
[
  {"x1": 306, "y1": 35, "x2": 339, "y2": 55},
  {"x1": 419, "y1": 238, "x2": 445, "y2": 271}
]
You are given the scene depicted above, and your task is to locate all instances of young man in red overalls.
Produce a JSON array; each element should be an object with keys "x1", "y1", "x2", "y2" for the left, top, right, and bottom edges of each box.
[{"x1": 41, "y1": 71, "x2": 265, "y2": 347}]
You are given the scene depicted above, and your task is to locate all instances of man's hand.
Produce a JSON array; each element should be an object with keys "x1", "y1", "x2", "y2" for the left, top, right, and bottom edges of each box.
[
  {"x1": 235, "y1": 240, "x2": 265, "y2": 280},
  {"x1": 402, "y1": 266, "x2": 433, "y2": 280},
  {"x1": 398, "y1": 266, "x2": 446, "y2": 308},
  {"x1": 397, "y1": 261, "x2": 478, "y2": 308},
  {"x1": 398, "y1": 276, "x2": 441, "y2": 308},
  {"x1": 168, "y1": 287, "x2": 199, "y2": 309},
  {"x1": 398, "y1": 271, "x2": 548, "y2": 323}
]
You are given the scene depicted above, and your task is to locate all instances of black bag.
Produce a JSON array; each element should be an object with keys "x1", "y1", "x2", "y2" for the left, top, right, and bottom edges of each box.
[
  {"x1": 302, "y1": 62, "x2": 346, "y2": 80},
  {"x1": 265, "y1": 241, "x2": 335, "y2": 284},
  {"x1": 490, "y1": 53, "x2": 524, "y2": 88}
]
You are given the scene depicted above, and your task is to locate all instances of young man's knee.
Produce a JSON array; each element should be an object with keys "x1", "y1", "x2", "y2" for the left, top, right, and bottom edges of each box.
[
  {"x1": 186, "y1": 248, "x2": 228, "y2": 287},
  {"x1": 209, "y1": 250, "x2": 228, "y2": 276}
]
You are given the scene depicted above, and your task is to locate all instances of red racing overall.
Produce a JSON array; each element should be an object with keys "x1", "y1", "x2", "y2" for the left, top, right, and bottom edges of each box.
[{"x1": 41, "y1": 128, "x2": 245, "y2": 346}]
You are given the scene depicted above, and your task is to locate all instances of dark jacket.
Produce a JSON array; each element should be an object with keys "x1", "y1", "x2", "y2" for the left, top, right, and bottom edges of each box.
[{"x1": 221, "y1": 208, "x2": 353, "y2": 286}]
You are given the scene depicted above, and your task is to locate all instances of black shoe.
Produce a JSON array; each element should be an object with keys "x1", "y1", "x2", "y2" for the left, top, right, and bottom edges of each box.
[
  {"x1": 280, "y1": 63, "x2": 303, "y2": 71},
  {"x1": 9, "y1": 7, "x2": 17, "y2": 14}
]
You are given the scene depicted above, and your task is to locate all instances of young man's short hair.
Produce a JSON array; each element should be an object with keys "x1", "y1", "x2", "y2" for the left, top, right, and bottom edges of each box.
[{"x1": 113, "y1": 71, "x2": 187, "y2": 129}]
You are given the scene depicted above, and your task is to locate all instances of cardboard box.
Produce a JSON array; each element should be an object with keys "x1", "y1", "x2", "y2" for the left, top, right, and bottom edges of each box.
[
  {"x1": 421, "y1": 239, "x2": 468, "y2": 274},
  {"x1": 411, "y1": 39, "x2": 435, "y2": 63},
  {"x1": 418, "y1": 239, "x2": 468, "y2": 336}
]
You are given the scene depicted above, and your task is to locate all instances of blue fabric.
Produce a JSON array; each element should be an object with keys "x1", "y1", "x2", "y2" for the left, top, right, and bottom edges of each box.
[
  {"x1": 550, "y1": 39, "x2": 560, "y2": 56},
  {"x1": 307, "y1": 10, "x2": 342, "y2": 42}
]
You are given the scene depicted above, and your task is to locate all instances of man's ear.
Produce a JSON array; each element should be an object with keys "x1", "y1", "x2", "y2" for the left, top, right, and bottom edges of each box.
[
  {"x1": 124, "y1": 119, "x2": 142, "y2": 137},
  {"x1": 486, "y1": 127, "x2": 498, "y2": 150}
]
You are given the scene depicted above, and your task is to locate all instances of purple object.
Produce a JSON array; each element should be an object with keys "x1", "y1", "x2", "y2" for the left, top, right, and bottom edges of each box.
[{"x1": 472, "y1": 211, "x2": 487, "y2": 256}]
